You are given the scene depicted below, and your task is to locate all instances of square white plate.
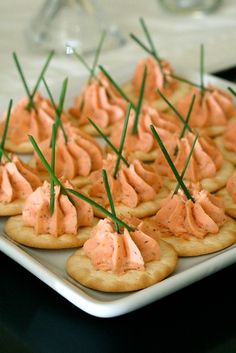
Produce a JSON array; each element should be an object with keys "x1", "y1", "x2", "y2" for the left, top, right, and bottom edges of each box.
[{"x1": 1, "y1": 65, "x2": 236, "y2": 318}]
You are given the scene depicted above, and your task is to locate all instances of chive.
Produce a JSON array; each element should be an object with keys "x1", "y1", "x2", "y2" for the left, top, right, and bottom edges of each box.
[
  {"x1": 228, "y1": 87, "x2": 236, "y2": 97},
  {"x1": 28, "y1": 50, "x2": 54, "y2": 109},
  {"x1": 113, "y1": 103, "x2": 132, "y2": 178},
  {"x1": 28, "y1": 134, "x2": 134, "y2": 232},
  {"x1": 67, "y1": 188, "x2": 134, "y2": 232},
  {"x1": 90, "y1": 30, "x2": 106, "y2": 83},
  {"x1": 12, "y1": 52, "x2": 33, "y2": 109},
  {"x1": 173, "y1": 134, "x2": 198, "y2": 195},
  {"x1": 200, "y1": 44, "x2": 205, "y2": 104},
  {"x1": 99, "y1": 65, "x2": 136, "y2": 110},
  {"x1": 71, "y1": 47, "x2": 102, "y2": 84},
  {"x1": 150, "y1": 125, "x2": 194, "y2": 201},
  {"x1": 49, "y1": 123, "x2": 57, "y2": 215},
  {"x1": 102, "y1": 169, "x2": 120, "y2": 233},
  {"x1": 88, "y1": 118, "x2": 129, "y2": 167},
  {"x1": 140, "y1": 18, "x2": 159, "y2": 60},
  {"x1": 131, "y1": 65, "x2": 147, "y2": 135},
  {"x1": 44, "y1": 77, "x2": 68, "y2": 146},
  {"x1": 157, "y1": 89, "x2": 192, "y2": 132},
  {"x1": 167, "y1": 73, "x2": 212, "y2": 92},
  {"x1": 130, "y1": 33, "x2": 153, "y2": 56},
  {"x1": 179, "y1": 94, "x2": 196, "y2": 139},
  {"x1": 174, "y1": 94, "x2": 196, "y2": 156},
  {"x1": 0, "y1": 99, "x2": 13, "y2": 161},
  {"x1": 0, "y1": 148, "x2": 11, "y2": 162}
]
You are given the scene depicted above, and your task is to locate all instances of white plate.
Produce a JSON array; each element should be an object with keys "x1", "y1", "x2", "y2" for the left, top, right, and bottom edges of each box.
[{"x1": 0, "y1": 66, "x2": 236, "y2": 318}]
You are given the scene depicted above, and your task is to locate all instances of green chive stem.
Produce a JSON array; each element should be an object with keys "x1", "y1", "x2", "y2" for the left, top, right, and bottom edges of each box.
[
  {"x1": 228, "y1": 87, "x2": 236, "y2": 97},
  {"x1": 99, "y1": 65, "x2": 136, "y2": 110},
  {"x1": 102, "y1": 169, "x2": 120, "y2": 233},
  {"x1": 13, "y1": 52, "x2": 33, "y2": 109},
  {"x1": 113, "y1": 103, "x2": 132, "y2": 178},
  {"x1": 179, "y1": 94, "x2": 196, "y2": 139},
  {"x1": 49, "y1": 123, "x2": 57, "y2": 215},
  {"x1": 0, "y1": 148, "x2": 11, "y2": 162},
  {"x1": 173, "y1": 134, "x2": 198, "y2": 195},
  {"x1": 200, "y1": 44, "x2": 205, "y2": 104},
  {"x1": 88, "y1": 118, "x2": 129, "y2": 167},
  {"x1": 131, "y1": 65, "x2": 147, "y2": 135},
  {"x1": 90, "y1": 30, "x2": 106, "y2": 82},
  {"x1": 29, "y1": 50, "x2": 54, "y2": 107},
  {"x1": 0, "y1": 99, "x2": 13, "y2": 161},
  {"x1": 150, "y1": 125, "x2": 194, "y2": 201},
  {"x1": 157, "y1": 89, "x2": 192, "y2": 132}
]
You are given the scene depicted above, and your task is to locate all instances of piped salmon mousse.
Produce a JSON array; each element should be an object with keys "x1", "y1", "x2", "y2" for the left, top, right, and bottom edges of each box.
[
  {"x1": 85, "y1": 153, "x2": 168, "y2": 218},
  {"x1": 31, "y1": 124, "x2": 104, "y2": 187},
  {"x1": 0, "y1": 155, "x2": 41, "y2": 216},
  {"x1": 0, "y1": 92, "x2": 69, "y2": 154},
  {"x1": 154, "y1": 131, "x2": 233, "y2": 192},
  {"x1": 216, "y1": 170, "x2": 236, "y2": 219},
  {"x1": 147, "y1": 183, "x2": 236, "y2": 256},
  {"x1": 4, "y1": 180, "x2": 97, "y2": 249},
  {"x1": 68, "y1": 73, "x2": 127, "y2": 135},
  {"x1": 176, "y1": 86, "x2": 236, "y2": 137},
  {"x1": 110, "y1": 104, "x2": 180, "y2": 161},
  {"x1": 66, "y1": 217, "x2": 178, "y2": 292},
  {"x1": 122, "y1": 56, "x2": 190, "y2": 111}
]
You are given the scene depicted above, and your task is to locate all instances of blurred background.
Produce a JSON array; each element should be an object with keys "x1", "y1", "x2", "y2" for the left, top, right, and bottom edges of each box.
[{"x1": 0, "y1": 0, "x2": 236, "y2": 105}]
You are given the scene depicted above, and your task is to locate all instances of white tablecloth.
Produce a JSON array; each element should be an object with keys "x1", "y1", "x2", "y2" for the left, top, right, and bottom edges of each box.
[{"x1": 0, "y1": 0, "x2": 236, "y2": 107}]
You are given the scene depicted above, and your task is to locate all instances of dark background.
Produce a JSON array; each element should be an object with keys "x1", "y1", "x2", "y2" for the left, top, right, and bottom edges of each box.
[{"x1": 1, "y1": 67, "x2": 236, "y2": 353}]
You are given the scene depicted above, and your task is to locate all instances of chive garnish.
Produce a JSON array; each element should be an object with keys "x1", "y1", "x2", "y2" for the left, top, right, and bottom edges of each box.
[
  {"x1": 13, "y1": 51, "x2": 54, "y2": 110},
  {"x1": 90, "y1": 30, "x2": 106, "y2": 82},
  {"x1": 131, "y1": 65, "x2": 147, "y2": 135},
  {"x1": 0, "y1": 148, "x2": 11, "y2": 162},
  {"x1": 200, "y1": 44, "x2": 205, "y2": 104},
  {"x1": 99, "y1": 65, "x2": 136, "y2": 109},
  {"x1": 44, "y1": 77, "x2": 68, "y2": 146},
  {"x1": 28, "y1": 135, "x2": 134, "y2": 232},
  {"x1": 13, "y1": 52, "x2": 32, "y2": 108},
  {"x1": 49, "y1": 123, "x2": 57, "y2": 215},
  {"x1": 102, "y1": 169, "x2": 120, "y2": 233},
  {"x1": 29, "y1": 50, "x2": 54, "y2": 109},
  {"x1": 228, "y1": 87, "x2": 236, "y2": 97},
  {"x1": 173, "y1": 94, "x2": 196, "y2": 156},
  {"x1": 88, "y1": 118, "x2": 129, "y2": 167},
  {"x1": 167, "y1": 73, "x2": 212, "y2": 92},
  {"x1": 150, "y1": 125, "x2": 194, "y2": 201},
  {"x1": 0, "y1": 99, "x2": 13, "y2": 161},
  {"x1": 130, "y1": 17, "x2": 166, "y2": 86},
  {"x1": 173, "y1": 133, "x2": 198, "y2": 195},
  {"x1": 113, "y1": 103, "x2": 132, "y2": 178},
  {"x1": 157, "y1": 89, "x2": 192, "y2": 132}
]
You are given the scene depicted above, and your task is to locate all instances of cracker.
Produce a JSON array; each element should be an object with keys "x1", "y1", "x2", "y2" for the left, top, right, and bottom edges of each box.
[
  {"x1": 82, "y1": 186, "x2": 170, "y2": 218},
  {"x1": 3, "y1": 139, "x2": 33, "y2": 154},
  {"x1": 0, "y1": 199, "x2": 24, "y2": 216},
  {"x1": 4, "y1": 215, "x2": 98, "y2": 249},
  {"x1": 217, "y1": 188, "x2": 236, "y2": 218},
  {"x1": 215, "y1": 136, "x2": 236, "y2": 166},
  {"x1": 122, "y1": 80, "x2": 190, "y2": 111},
  {"x1": 66, "y1": 240, "x2": 177, "y2": 292},
  {"x1": 145, "y1": 216, "x2": 236, "y2": 257},
  {"x1": 163, "y1": 160, "x2": 234, "y2": 193},
  {"x1": 28, "y1": 157, "x2": 92, "y2": 188}
]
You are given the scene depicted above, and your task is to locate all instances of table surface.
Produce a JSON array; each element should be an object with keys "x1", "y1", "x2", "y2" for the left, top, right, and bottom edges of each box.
[{"x1": 1, "y1": 2, "x2": 236, "y2": 352}]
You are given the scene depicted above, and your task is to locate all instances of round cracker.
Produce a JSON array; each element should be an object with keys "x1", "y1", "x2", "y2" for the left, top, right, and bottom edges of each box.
[
  {"x1": 145, "y1": 216, "x2": 236, "y2": 257},
  {"x1": 217, "y1": 188, "x2": 236, "y2": 219},
  {"x1": 4, "y1": 215, "x2": 98, "y2": 249},
  {"x1": 82, "y1": 185, "x2": 169, "y2": 218},
  {"x1": 0, "y1": 199, "x2": 25, "y2": 216},
  {"x1": 163, "y1": 160, "x2": 234, "y2": 193},
  {"x1": 3, "y1": 139, "x2": 33, "y2": 154},
  {"x1": 66, "y1": 240, "x2": 177, "y2": 292},
  {"x1": 215, "y1": 136, "x2": 236, "y2": 166},
  {"x1": 122, "y1": 80, "x2": 190, "y2": 112}
]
